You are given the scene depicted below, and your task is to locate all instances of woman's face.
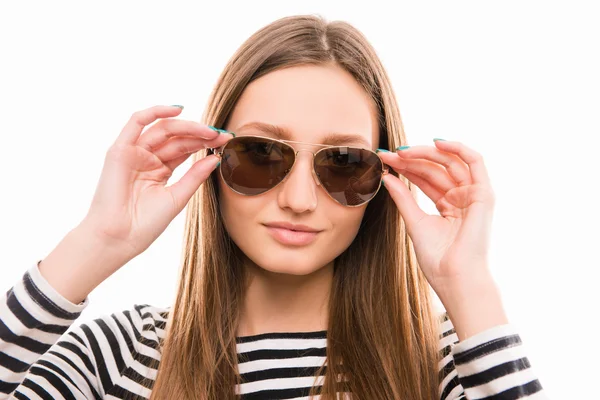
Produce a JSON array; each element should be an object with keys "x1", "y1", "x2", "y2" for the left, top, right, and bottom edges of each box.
[{"x1": 220, "y1": 64, "x2": 379, "y2": 276}]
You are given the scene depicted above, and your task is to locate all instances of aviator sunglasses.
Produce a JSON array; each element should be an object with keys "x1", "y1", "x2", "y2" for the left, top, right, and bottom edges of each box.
[{"x1": 207, "y1": 132, "x2": 389, "y2": 207}]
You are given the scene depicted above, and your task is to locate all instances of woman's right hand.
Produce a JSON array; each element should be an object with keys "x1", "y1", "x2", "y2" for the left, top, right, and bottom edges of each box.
[{"x1": 79, "y1": 104, "x2": 232, "y2": 261}]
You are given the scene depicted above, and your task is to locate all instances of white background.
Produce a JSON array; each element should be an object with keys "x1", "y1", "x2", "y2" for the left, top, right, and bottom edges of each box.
[{"x1": 1, "y1": 1, "x2": 598, "y2": 398}]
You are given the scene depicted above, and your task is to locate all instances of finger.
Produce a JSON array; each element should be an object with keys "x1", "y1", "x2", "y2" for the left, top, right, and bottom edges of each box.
[
  {"x1": 397, "y1": 169, "x2": 445, "y2": 204},
  {"x1": 154, "y1": 132, "x2": 233, "y2": 163},
  {"x1": 115, "y1": 105, "x2": 184, "y2": 146},
  {"x1": 381, "y1": 154, "x2": 457, "y2": 193},
  {"x1": 381, "y1": 174, "x2": 427, "y2": 231},
  {"x1": 395, "y1": 145, "x2": 472, "y2": 186},
  {"x1": 162, "y1": 134, "x2": 233, "y2": 171},
  {"x1": 167, "y1": 154, "x2": 221, "y2": 213},
  {"x1": 138, "y1": 119, "x2": 222, "y2": 152},
  {"x1": 432, "y1": 140, "x2": 490, "y2": 186},
  {"x1": 164, "y1": 153, "x2": 191, "y2": 172}
]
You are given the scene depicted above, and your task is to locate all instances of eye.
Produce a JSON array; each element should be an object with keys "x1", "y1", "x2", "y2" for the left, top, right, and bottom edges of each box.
[
  {"x1": 331, "y1": 153, "x2": 349, "y2": 166},
  {"x1": 245, "y1": 142, "x2": 285, "y2": 164},
  {"x1": 324, "y1": 151, "x2": 358, "y2": 174}
]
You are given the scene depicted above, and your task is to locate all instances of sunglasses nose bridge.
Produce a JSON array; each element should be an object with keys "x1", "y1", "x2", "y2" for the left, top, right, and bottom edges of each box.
[{"x1": 292, "y1": 149, "x2": 322, "y2": 187}]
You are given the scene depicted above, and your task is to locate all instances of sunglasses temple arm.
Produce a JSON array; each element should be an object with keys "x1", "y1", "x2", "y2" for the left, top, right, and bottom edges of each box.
[{"x1": 207, "y1": 147, "x2": 223, "y2": 156}]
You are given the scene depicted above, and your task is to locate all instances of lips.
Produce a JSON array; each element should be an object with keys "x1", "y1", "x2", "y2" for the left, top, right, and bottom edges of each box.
[
  {"x1": 263, "y1": 221, "x2": 321, "y2": 233},
  {"x1": 264, "y1": 225, "x2": 320, "y2": 246}
]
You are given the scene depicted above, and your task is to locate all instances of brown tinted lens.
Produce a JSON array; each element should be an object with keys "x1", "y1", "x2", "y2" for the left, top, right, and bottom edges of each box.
[
  {"x1": 220, "y1": 137, "x2": 295, "y2": 195},
  {"x1": 314, "y1": 147, "x2": 383, "y2": 206}
]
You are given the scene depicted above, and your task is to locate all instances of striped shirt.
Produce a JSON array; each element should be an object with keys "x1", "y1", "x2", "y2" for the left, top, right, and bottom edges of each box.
[{"x1": 0, "y1": 261, "x2": 547, "y2": 399}]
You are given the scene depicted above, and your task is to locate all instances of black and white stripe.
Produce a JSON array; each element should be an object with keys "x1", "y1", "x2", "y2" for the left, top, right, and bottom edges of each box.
[{"x1": 0, "y1": 261, "x2": 547, "y2": 399}]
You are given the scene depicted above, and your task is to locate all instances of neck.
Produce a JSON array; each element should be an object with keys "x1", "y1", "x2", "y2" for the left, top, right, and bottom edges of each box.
[{"x1": 237, "y1": 259, "x2": 333, "y2": 337}]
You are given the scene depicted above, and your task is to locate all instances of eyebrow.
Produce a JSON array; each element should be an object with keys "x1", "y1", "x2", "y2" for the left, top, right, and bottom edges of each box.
[{"x1": 234, "y1": 121, "x2": 372, "y2": 148}]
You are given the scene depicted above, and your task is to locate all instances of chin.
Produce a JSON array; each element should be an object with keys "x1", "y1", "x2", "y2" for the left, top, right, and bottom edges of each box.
[
  {"x1": 265, "y1": 266, "x2": 320, "y2": 276},
  {"x1": 247, "y1": 253, "x2": 327, "y2": 276}
]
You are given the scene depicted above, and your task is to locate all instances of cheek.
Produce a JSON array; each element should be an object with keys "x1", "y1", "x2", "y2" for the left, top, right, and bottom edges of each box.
[
  {"x1": 219, "y1": 178, "x2": 243, "y2": 228},
  {"x1": 218, "y1": 177, "x2": 263, "y2": 236},
  {"x1": 330, "y1": 205, "x2": 366, "y2": 239}
]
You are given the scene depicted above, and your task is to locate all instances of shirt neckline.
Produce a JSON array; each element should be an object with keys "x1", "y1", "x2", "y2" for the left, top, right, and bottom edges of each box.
[{"x1": 236, "y1": 329, "x2": 328, "y2": 343}]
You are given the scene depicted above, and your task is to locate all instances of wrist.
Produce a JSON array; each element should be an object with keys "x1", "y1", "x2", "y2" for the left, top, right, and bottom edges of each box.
[
  {"x1": 435, "y1": 272, "x2": 510, "y2": 341},
  {"x1": 38, "y1": 224, "x2": 131, "y2": 305},
  {"x1": 434, "y1": 270, "x2": 496, "y2": 301}
]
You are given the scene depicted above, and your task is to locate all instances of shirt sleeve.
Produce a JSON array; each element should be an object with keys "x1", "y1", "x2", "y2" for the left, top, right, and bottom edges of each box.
[
  {"x1": 0, "y1": 260, "x2": 100, "y2": 399},
  {"x1": 438, "y1": 312, "x2": 548, "y2": 400}
]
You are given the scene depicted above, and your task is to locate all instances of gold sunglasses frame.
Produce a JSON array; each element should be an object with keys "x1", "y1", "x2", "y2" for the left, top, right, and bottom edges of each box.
[{"x1": 208, "y1": 134, "x2": 389, "y2": 208}]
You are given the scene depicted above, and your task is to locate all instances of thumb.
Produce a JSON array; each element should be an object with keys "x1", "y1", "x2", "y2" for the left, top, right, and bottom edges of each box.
[
  {"x1": 168, "y1": 155, "x2": 221, "y2": 212},
  {"x1": 382, "y1": 174, "x2": 427, "y2": 233}
]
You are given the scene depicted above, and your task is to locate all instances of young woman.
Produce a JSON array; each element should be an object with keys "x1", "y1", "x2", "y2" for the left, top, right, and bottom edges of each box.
[{"x1": 0, "y1": 15, "x2": 546, "y2": 400}]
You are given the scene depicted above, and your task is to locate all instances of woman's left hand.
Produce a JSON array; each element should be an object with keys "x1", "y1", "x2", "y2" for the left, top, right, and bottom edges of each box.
[{"x1": 377, "y1": 139, "x2": 496, "y2": 295}]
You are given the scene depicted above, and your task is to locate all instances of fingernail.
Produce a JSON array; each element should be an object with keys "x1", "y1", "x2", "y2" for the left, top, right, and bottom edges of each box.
[
  {"x1": 433, "y1": 138, "x2": 446, "y2": 142},
  {"x1": 381, "y1": 178, "x2": 385, "y2": 187},
  {"x1": 207, "y1": 125, "x2": 235, "y2": 136},
  {"x1": 170, "y1": 105, "x2": 184, "y2": 109},
  {"x1": 376, "y1": 148, "x2": 390, "y2": 153},
  {"x1": 396, "y1": 145, "x2": 410, "y2": 151},
  {"x1": 216, "y1": 161, "x2": 221, "y2": 168}
]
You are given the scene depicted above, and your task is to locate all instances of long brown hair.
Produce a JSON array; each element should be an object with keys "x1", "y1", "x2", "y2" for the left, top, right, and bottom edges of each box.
[{"x1": 144, "y1": 14, "x2": 443, "y2": 399}]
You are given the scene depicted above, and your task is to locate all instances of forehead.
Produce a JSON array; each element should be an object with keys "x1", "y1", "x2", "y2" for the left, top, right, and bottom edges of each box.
[{"x1": 225, "y1": 64, "x2": 379, "y2": 149}]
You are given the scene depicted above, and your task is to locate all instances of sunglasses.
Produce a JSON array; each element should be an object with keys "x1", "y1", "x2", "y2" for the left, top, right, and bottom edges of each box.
[{"x1": 207, "y1": 134, "x2": 389, "y2": 207}]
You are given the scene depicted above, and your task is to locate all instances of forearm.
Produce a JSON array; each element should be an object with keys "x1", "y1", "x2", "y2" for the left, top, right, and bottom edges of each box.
[
  {"x1": 38, "y1": 223, "x2": 130, "y2": 305},
  {"x1": 435, "y1": 271, "x2": 509, "y2": 342}
]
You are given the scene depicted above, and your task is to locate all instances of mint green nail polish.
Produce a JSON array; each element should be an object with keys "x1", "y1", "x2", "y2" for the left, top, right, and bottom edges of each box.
[
  {"x1": 216, "y1": 161, "x2": 221, "y2": 168},
  {"x1": 433, "y1": 138, "x2": 446, "y2": 142},
  {"x1": 170, "y1": 105, "x2": 184, "y2": 109},
  {"x1": 208, "y1": 125, "x2": 234, "y2": 135},
  {"x1": 396, "y1": 145, "x2": 410, "y2": 151},
  {"x1": 208, "y1": 125, "x2": 225, "y2": 133},
  {"x1": 376, "y1": 148, "x2": 390, "y2": 153},
  {"x1": 381, "y1": 179, "x2": 385, "y2": 187}
]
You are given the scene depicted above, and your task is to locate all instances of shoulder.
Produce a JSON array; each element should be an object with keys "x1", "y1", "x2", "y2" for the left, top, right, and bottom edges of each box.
[
  {"x1": 83, "y1": 303, "x2": 170, "y2": 347},
  {"x1": 13, "y1": 303, "x2": 174, "y2": 398},
  {"x1": 66, "y1": 302, "x2": 171, "y2": 366}
]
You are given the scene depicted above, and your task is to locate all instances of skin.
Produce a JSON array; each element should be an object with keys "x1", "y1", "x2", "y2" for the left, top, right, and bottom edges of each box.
[{"x1": 219, "y1": 64, "x2": 380, "y2": 337}]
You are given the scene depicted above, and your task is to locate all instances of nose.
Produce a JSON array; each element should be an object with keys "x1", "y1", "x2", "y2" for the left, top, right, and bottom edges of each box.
[{"x1": 277, "y1": 150, "x2": 320, "y2": 213}]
